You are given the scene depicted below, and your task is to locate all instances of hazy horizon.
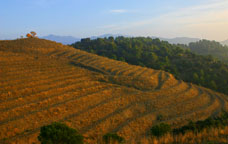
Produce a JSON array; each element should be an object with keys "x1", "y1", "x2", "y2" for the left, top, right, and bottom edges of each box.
[{"x1": 1, "y1": 0, "x2": 228, "y2": 41}]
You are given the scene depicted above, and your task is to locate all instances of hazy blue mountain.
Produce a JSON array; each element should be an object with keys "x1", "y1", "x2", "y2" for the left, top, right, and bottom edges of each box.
[
  {"x1": 221, "y1": 39, "x2": 228, "y2": 46},
  {"x1": 41, "y1": 34, "x2": 203, "y2": 45},
  {"x1": 41, "y1": 34, "x2": 130, "y2": 44},
  {"x1": 151, "y1": 36, "x2": 200, "y2": 45},
  {"x1": 41, "y1": 35, "x2": 80, "y2": 45}
]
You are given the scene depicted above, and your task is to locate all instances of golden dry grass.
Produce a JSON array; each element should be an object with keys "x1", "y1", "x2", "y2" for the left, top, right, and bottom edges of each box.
[
  {"x1": 0, "y1": 38, "x2": 228, "y2": 144},
  {"x1": 138, "y1": 126, "x2": 228, "y2": 144}
]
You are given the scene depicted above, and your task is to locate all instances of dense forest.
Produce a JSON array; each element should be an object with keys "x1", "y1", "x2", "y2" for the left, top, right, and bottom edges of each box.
[
  {"x1": 71, "y1": 37, "x2": 228, "y2": 95},
  {"x1": 177, "y1": 39, "x2": 228, "y2": 63}
]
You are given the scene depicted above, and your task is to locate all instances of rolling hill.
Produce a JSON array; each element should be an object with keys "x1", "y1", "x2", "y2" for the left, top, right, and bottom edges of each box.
[
  {"x1": 187, "y1": 39, "x2": 228, "y2": 63},
  {"x1": 0, "y1": 38, "x2": 228, "y2": 143},
  {"x1": 72, "y1": 37, "x2": 228, "y2": 95}
]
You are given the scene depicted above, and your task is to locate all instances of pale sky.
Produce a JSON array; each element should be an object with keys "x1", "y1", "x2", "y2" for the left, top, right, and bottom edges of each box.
[{"x1": 1, "y1": 0, "x2": 228, "y2": 41}]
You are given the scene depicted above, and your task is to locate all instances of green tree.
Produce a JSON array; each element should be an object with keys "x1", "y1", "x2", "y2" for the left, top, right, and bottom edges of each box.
[
  {"x1": 210, "y1": 80, "x2": 217, "y2": 90},
  {"x1": 38, "y1": 122, "x2": 83, "y2": 144},
  {"x1": 188, "y1": 39, "x2": 228, "y2": 63},
  {"x1": 151, "y1": 123, "x2": 171, "y2": 137},
  {"x1": 103, "y1": 133, "x2": 125, "y2": 144},
  {"x1": 193, "y1": 73, "x2": 199, "y2": 84}
]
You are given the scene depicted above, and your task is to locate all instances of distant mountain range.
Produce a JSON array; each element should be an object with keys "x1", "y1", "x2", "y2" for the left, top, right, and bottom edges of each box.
[
  {"x1": 41, "y1": 35, "x2": 80, "y2": 45},
  {"x1": 41, "y1": 34, "x2": 129, "y2": 45},
  {"x1": 41, "y1": 34, "x2": 227, "y2": 46}
]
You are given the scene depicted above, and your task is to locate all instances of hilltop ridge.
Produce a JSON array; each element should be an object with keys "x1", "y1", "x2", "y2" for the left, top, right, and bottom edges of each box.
[{"x1": 0, "y1": 38, "x2": 228, "y2": 143}]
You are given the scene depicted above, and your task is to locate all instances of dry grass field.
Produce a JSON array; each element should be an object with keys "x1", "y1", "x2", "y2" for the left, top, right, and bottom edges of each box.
[
  {"x1": 141, "y1": 126, "x2": 228, "y2": 144},
  {"x1": 0, "y1": 38, "x2": 228, "y2": 144}
]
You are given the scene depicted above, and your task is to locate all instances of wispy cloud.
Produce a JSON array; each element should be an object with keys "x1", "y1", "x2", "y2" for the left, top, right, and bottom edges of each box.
[
  {"x1": 127, "y1": 0, "x2": 228, "y2": 27},
  {"x1": 101, "y1": 0, "x2": 228, "y2": 40},
  {"x1": 109, "y1": 9, "x2": 128, "y2": 14}
]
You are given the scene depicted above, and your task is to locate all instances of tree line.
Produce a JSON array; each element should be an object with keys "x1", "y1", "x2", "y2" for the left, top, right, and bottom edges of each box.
[
  {"x1": 177, "y1": 39, "x2": 228, "y2": 63},
  {"x1": 151, "y1": 111, "x2": 228, "y2": 137}
]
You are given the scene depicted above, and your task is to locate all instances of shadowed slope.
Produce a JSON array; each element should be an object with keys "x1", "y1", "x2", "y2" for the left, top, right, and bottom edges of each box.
[{"x1": 0, "y1": 38, "x2": 227, "y2": 144}]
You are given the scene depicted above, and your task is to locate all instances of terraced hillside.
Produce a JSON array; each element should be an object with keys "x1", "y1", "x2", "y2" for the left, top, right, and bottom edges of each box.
[{"x1": 0, "y1": 38, "x2": 228, "y2": 144}]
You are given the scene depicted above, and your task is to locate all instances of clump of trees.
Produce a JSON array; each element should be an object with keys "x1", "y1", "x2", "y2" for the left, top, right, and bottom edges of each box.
[
  {"x1": 177, "y1": 40, "x2": 228, "y2": 63},
  {"x1": 103, "y1": 133, "x2": 125, "y2": 144},
  {"x1": 71, "y1": 37, "x2": 228, "y2": 95},
  {"x1": 151, "y1": 123, "x2": 171, "y2": 137},
  {"x1": 38, "y1": 122, "x2": 84, "y2": 144},
  {"x1": 26, "y1": 31, "x2": 37, "y2": 38},
  {"x1": 189, "y1": 40, "x2": 228, "y2": 63},
  {"x1": 173, "y1": 112, "x2": 228, "y2": 135},
  {"x1": 151, "y1": 112, "x2": 228, "y2": 138}
]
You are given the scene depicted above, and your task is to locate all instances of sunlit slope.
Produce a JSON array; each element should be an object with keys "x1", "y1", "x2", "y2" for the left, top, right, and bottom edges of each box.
[{"x1": 0, "y1": 38, "x2": 227, "y2": 144}]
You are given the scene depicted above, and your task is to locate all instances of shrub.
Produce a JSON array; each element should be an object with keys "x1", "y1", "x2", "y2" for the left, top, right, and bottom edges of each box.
[
  {"x1": 103, "y1": 133, "x2": 125, "y2": 144},
  {"x1": 38, "y1": 122, "x2": 83, "y2": 144},
  {"x1": 151, "y1": 123, "x2": 171, "y2": 137},
  {"x1": 173, "y1": 112, "x2": 228, "y2": 135},
  {"x1": 156, "y1": 114, "x2": 164, "y2": 121}
]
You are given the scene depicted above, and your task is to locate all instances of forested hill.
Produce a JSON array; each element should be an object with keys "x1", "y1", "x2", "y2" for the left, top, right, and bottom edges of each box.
[
  {"x1": 188, "y1": 40, "x2": 228, "y2": 63},
  {"x1": 71, "y1": 37, "x2": 228, "y2": 95},
  {"x1": 176, "y1": 40, "x2": 228, "y2": 63}
]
